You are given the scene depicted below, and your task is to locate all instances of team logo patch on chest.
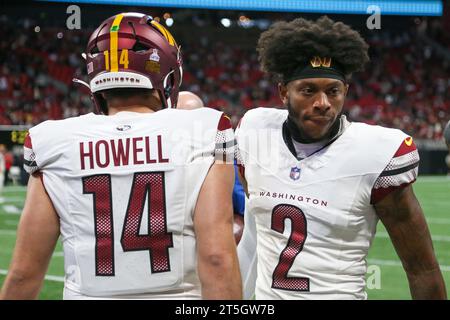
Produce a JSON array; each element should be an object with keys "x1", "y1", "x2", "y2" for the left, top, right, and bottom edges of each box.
[{"x1": 290, "y1": 166, "x2": 301, "y2": 181}]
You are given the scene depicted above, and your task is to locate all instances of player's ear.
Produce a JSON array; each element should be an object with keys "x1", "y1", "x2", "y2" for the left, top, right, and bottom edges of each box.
[
  {"x1": 278, "y1": 82, "x2": 289, "y2": 106},
  {"x1": 344, "y1": 83, "x2": 349, "y2": 97}
]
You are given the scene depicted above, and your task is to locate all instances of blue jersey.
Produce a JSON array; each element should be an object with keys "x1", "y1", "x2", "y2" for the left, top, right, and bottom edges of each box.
[{"x1": 233, "y1": 162, "x2": 245, "y2": 216}]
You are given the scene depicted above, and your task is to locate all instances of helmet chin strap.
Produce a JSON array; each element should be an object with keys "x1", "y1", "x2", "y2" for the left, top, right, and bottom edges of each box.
[
  {"x1": 162, "y1": 69, "x2": 175, "y2": 108},
  {"x1": 177, "y1": 45, "x2": 183, "y2": 87},
  {"x1": 72, "y1": 78, "x2": 90, "y2": 89},
  {"x1": 75, "y1": 49, "x2": 108, "y2": 115},
  {"x1": 74, "y1": 53, "x2": 105, "y2": 112},
  {"x1": 72, "y1": 78, "x2": 107, "y2": 115}
]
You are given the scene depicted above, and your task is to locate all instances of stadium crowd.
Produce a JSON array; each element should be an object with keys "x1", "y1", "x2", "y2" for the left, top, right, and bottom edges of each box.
[{"x1": 0, "y1": 13, "x2": 449, "y2": 140}]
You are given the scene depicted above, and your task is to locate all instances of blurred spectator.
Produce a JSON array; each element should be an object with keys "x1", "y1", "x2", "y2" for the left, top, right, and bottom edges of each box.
[{"x1": 0, "y1": 144, "x2": 13, "y2": 186}]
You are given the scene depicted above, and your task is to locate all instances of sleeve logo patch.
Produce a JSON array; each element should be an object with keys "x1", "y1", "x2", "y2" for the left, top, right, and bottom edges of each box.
[{"x1": 404, "y1": 137, "x2": 413, "y2": 146}]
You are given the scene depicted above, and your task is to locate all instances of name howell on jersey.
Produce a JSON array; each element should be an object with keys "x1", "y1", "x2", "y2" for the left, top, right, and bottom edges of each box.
[{"x1": 79, "y1": 135, "x2": 169, "y2": 170}]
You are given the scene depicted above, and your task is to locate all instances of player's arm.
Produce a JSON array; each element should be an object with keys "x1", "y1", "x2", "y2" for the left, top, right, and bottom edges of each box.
[
  {"x1": 194, "y1": 161, "x2": 242, "y2": 299},
  {"x1": 235, "y1": 130, "x2": 248, "y2": 196},
  {"x1": 374, "y1": 184, "x2": 446, "y2": 299},
  {"x1": 232, "y1": 165, "x2": 246, "y2": 244},
  {"x1": 236, "y1": 166, "x2": 248, "y2": 197},
  {"x1": 0, "y1": 173, "x2": 60, "y2": 300},
  {"x1": 372, "y1": 137, "x2": 446, "y2": 299}
]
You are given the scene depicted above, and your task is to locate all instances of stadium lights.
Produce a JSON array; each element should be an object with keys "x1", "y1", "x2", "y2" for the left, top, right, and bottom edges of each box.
[
  {"x1": 221, "y1": 18, "x2": 231, "y2": 28},
  {"x1": 166, "y1": 17, "x2": 174, "y2": 27},
  {"x1": 237, "y1": 15, "x2": 254, "y2": 28}
]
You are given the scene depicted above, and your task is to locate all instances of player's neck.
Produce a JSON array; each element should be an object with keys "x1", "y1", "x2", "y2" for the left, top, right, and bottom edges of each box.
[
  {"x1": 106, "y1": 94, "x2": 162, "y2": 115},
  {"x1": 108, "y1": 105, "x2": 157, "y2": 115},
  {"x1": 287, "y1": 116, "x2": 342, "y2": 144}
]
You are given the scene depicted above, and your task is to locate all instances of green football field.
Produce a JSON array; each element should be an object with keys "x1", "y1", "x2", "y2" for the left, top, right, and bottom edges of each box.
[{"x1": 0, "y1": 176, "x2": 449, "y2": 300}]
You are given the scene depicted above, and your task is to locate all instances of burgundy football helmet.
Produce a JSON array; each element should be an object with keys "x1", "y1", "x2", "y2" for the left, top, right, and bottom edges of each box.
[{"x1": 75, "y1": 12, "x2": 183, "y2": 114}]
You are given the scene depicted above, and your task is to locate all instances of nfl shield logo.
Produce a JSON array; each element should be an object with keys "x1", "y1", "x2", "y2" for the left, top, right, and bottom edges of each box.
[{"x1": 290, "y1": 167, "x2": 301, "y2": 181}]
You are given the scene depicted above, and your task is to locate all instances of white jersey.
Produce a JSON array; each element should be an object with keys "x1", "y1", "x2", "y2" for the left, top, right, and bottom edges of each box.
[
  {"x1": 235, "y1": 108, "x2": 419, "y2": 300},
  {"x1": 24, "y1": 108, "x2": 234, "y2": 299}
]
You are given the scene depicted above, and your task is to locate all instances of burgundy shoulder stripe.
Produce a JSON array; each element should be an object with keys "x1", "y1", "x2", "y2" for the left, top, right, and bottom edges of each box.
[
  {"x1": 24, "y1": 132, "x2": 32, "y2": 149},
  {"x1": 370, "y1": 180, "x2": 416, "y2": 204},
  {"x1": 394, "y1": 137, "x2": 417, "y2": 157},
  {"x1": 217, "y1": 113, "x2": 232, "y2": 131}
]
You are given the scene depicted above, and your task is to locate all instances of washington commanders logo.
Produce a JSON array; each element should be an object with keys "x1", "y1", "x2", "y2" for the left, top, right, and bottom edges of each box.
[
  {"x1": 310, "y1": 56, "x2": 332, "y2": 68},
  {"x1": 290, "y1": 166, "x2": 301, "y2": 181},
  {"x1": 404, "y1": 137, "x2": 413, "y2": 146}
]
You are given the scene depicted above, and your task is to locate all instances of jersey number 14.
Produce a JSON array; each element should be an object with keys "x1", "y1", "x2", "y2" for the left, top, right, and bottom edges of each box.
[{"x1": 82, "y1": 172, "x2": 172, "y2": 276}]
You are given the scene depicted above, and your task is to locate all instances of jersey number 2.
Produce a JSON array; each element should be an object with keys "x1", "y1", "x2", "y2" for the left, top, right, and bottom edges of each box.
[
  {"x1": 271, "y1": 204, "x2": 309, "y2": 291},
  {"x1": 82, "y1": 172, "x2": 173, "y2": 276}
]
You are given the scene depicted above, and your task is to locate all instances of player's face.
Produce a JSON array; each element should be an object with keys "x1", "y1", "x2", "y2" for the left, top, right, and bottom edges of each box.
[{"x1": 280, "y1": 78, "x2": 348, "y2": 142}]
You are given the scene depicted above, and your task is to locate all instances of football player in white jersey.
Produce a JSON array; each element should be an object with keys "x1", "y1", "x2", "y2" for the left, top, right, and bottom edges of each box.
[
  {"x1": 235, "y1": 16, "x2": 446, "y2": 299},
  {"x1": 0, "y1": 13, "x2": 241, "y2": 300}
]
